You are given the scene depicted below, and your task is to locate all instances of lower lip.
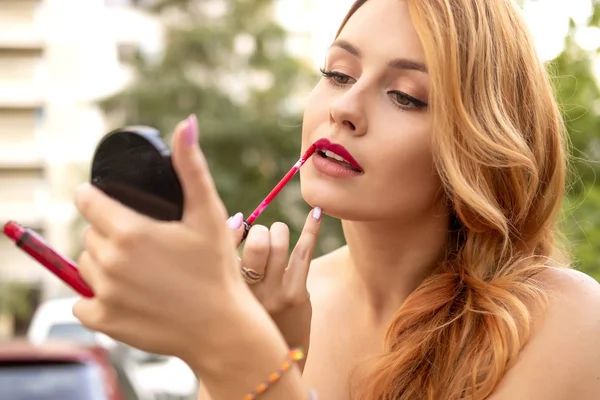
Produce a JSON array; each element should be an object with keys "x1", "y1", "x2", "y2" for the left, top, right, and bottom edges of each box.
[{"x1": 312, "y1": 154, "x2": 363, "y2": 178}]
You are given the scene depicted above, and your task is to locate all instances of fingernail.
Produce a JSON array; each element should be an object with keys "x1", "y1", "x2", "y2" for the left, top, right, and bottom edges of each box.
[
  {"x1": 183, "y1": 114, "x2": 198, "y2": 146},
  {"x1": 227, "y1": 213, "x2": 244, "y2": 229},
  {"x1": 312, "y1": 206, "x2": 322, "y2": 221}
]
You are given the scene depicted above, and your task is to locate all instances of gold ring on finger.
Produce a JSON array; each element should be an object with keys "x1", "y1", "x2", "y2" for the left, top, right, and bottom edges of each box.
[{"x1": 241, "y1": 266, "x2": 265, "y2": 285}]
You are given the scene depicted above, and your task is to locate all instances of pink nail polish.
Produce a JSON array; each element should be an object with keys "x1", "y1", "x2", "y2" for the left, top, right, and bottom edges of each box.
[
  {"x1": 183, "y1": 114, "x2": 198, "y2": 146},
  {"x1": 227, "y1": 213, "x2": 244, "y2": 229},
  {"x1": 313, "y1": 206, "x2": 322, "y2": 221}
]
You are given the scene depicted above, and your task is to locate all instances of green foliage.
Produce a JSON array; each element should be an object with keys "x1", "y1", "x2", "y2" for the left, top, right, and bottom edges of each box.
[
  {"x1": 100, "y1": 0, "x2": 343, "y2": 253},
  {"x1": 546, "y1": 4, "x2": 600, "y2": 280},
  {"x1": 548, "y1": 25, "x2": 600, "y2": 191},
  {"x1": 0, "y1": 282, "x2": 35, "y2": 319},
  {"x1": 562, "y1": 186, "x2": 600, "y2": 281}
]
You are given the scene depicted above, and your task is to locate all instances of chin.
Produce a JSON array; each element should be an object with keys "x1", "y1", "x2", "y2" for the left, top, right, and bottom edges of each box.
[{"x1": 299, "y1": 176, "x2": 370, "y2": 221}]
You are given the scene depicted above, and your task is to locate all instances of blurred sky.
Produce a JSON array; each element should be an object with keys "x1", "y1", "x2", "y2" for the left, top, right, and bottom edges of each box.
[{"x1": 277, "y1": 0, "x2": 600, "y2": 68}]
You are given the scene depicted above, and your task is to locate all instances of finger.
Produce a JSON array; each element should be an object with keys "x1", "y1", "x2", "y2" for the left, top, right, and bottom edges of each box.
[
  {"x1": 83, "y1": 226, "x2": 105, "y2": 262},
  {"x1": 240, "y1": 225, "x2": 270, "y2": 278},
  {"x1": 226, "y1": 212, "x2": 246, "y2": 248},
  {"x1": 285, "y1": 207, "x2": 322, "y2": 289},
  {"x1": 72, "y1": 298, "x2": 98, "y2": 330},
  {"x1": 72, "y1": 297, "x2": 123, "y2": 337},
  {"x1": 77, "y1": 250, "x2": 101, "y2": 291},
  {"x1": 263, "y1": 222, "x2": 290, "y2": 286},
  {"x1": 75, "y1": 183, "x2": 146, "y2": 237},
  {"x1": 80, "y1": 227, "x2": 116, "y2": 291},
  {"x1": 171, "y1": 114, "x2": 227, "y2": 231}
]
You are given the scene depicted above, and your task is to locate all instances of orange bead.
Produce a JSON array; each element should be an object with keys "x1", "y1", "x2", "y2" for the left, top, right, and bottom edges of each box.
[
  {"x1": 257, "y1": 383, "x2": 268, "y2": 393},
  {"x1": 242, "y1": 348, "x2": 306, "y2": 400}
]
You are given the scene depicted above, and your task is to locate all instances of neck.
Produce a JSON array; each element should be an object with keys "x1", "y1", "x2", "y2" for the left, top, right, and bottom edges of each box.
[{"x1": 340, "y1": 210, "x2": 449, "y2": 323}]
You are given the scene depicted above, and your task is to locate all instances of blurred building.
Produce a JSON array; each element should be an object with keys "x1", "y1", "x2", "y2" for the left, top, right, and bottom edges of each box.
[
  {"x1": 0, "y1": 0, "x2": 337, "y2": 337},
  {"x1": 0, "y1": 1, "x2": 46, "y2": 292},
  {"x1": 0, "y1": 0, "x2": 161, "y2": 336},
  {"x1": 0, "y1": 0, "x2": 331, "y2": 337}
]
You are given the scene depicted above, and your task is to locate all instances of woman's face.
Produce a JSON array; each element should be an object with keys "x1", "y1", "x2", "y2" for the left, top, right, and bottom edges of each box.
[{"x1": 300, "y1": 0, "x2": 443, "y2": 223}]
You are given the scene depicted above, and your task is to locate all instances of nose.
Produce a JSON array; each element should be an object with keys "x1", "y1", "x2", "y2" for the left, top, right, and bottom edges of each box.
[{"x1": 329, "y1": 89, "x2": 367, "y2": 136}]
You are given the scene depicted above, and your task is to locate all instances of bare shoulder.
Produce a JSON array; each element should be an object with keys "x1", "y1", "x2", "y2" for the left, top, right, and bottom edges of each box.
[
  {"x1": 540, "y1": 266, "x2": 600, "y2": 295},
  {"x1": 487, "y1": 267, "x2": 600, "y2": 399},
  {"x1": 536, "y1": 267, "x2": 600, "y2": 328}
]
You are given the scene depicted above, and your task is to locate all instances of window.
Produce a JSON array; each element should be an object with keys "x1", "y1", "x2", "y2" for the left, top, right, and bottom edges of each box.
[{"x1": 0, "y1": 361, "x2": 107, "y2": 400}]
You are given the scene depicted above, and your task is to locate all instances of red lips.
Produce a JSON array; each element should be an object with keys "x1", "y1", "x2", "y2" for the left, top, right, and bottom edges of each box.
[{"x1": 312, "y1": 138, "x2": 363, "y2": 172}]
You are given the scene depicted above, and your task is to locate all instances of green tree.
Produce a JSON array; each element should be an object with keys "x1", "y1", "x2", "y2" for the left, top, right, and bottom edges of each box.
[
  {"x1": 548, "y1": 4, "x2": 600, "y2": 280},
  {"x1": 0, "y1": 282, "x2": 36, "y2": 320},
  {"x1": 101, "y1": 0, "x2": 344, "y2": 254}
]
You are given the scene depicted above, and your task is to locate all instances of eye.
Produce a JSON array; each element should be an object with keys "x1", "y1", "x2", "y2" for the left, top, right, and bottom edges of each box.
[
  {"x1": 319, "y1": 68, "x2": 356, "y2": 87},
  {"x1": 388, "y1": 91, "x2": 428, "y2": 110}
]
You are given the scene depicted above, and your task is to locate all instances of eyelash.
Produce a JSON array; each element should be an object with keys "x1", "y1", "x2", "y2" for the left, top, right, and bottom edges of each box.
[{"x1": 319, "y1": 68, "x2": 428, "y2": 110}]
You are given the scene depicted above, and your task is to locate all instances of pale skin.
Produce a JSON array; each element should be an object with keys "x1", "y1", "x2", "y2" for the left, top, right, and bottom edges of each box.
[{"x1": 73, "y1": 0, "x2": 600, "y2": 399}]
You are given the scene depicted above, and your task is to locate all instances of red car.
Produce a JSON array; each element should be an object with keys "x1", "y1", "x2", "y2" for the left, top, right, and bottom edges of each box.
[{"x1": 0, "y1": 340, "x2": 152, "y2": 400}]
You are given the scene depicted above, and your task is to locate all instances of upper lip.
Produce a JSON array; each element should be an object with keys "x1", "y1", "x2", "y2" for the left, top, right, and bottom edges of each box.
[{"x1": 312, "y1": 138, "x2": 363, "y2": 172}]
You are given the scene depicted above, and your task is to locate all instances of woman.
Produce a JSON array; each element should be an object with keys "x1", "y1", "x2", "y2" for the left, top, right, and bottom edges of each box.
[{"x1": 73, "y1": 0, "x2": 600, "y2": 399}]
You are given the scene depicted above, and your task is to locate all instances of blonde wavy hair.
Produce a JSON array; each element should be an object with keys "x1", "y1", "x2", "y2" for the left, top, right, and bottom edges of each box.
[{"x1": 339, "y1": 1, "x2": 569, "y2": 399}]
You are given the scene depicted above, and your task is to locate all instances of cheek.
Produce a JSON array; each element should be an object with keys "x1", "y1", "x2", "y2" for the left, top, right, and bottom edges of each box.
[
  {"x1": 367, "y1": 126, "x2": 442, "y2": 212},
  {"x1": 301, "y1": 83, "x2": 330, "y2": 147},
  {"x1": 383, "y1": 135, "x2": 434, "y2": 178}
]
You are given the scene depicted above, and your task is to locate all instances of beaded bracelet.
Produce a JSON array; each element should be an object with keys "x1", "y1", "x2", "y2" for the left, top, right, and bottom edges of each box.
[{"x1": 242, "y1": 347, "x2": 305, "y2": 400}]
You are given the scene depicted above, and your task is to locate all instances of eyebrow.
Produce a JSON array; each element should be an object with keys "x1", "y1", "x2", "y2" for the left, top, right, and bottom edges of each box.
[{"x1": 330, "y1": 39, "x2": 428, "y2": 73}]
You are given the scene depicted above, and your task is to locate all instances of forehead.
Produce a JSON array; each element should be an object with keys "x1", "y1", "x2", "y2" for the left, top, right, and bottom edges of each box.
[{"x1": 336, "y1": 0, "x2": 426, "y2": 63}]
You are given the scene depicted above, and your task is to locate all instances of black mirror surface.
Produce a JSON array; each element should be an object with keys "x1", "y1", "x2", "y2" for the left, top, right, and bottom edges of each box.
[{"x1": 90, "y1": 126, "x2": 184, "y2": 221}]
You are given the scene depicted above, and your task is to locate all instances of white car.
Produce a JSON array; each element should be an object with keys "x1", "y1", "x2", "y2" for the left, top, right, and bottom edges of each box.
[
  {"x1": 28, "y1": 297, "x2": 114, "y2": 346},
  {"x1": 28, "y1": 297, "x2": 198, "y2": 400}
]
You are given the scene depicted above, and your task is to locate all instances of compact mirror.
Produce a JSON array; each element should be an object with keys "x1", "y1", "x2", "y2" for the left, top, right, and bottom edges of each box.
[{"x1": 90, "y1": 126, "x2": 184, "y2": 221}]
